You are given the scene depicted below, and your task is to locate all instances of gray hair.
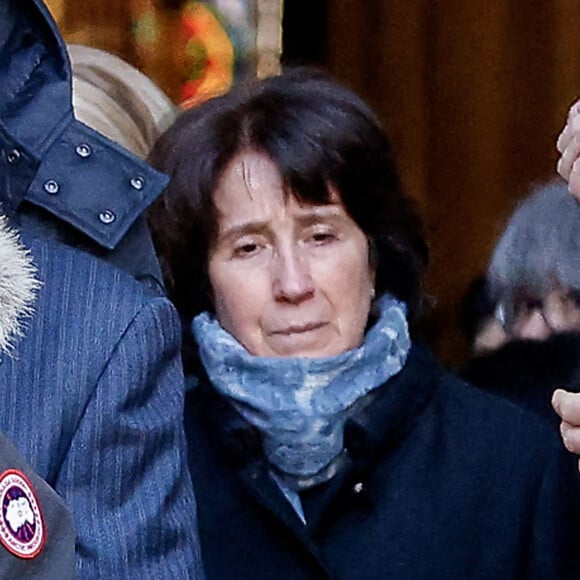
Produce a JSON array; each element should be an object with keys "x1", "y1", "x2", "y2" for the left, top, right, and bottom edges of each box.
[
  {"x1": 488, "y1": 178, "x2": 580, "y2": 312},
  {"x1": 69, "y1": 44, "x2": 177, "y2": 159}
]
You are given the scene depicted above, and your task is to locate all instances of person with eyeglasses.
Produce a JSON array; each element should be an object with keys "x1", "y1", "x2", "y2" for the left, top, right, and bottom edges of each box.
[
  {"x1": 488, "y1": 179, "x2": 580, "y2": 341},
  {"x1": 501, "y1": 288, "x2": 580, "y2": 340},
  {"x1": 460, "y1": 179, "x2": 580, "y2": 433}
]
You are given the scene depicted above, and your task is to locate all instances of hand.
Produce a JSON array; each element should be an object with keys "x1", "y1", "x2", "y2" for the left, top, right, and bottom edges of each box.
[
  {"x1": 552, "y1": 388, "x2": 580, "y2": 471},
  {"x1": 556, "y1": 99, "x2": 580, "y2": 201}
]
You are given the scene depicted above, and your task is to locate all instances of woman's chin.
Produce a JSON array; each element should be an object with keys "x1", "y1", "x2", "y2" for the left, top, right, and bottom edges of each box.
[{"x1": 260, "y1": 329, "x2": 348, "y2": 359}]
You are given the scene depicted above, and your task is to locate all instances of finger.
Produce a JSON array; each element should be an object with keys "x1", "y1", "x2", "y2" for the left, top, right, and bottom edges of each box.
[
  {"x1": 556, "y1": 135, "x2": 580, "y2": 182},
  {"x1": 557, "y1": 100, "x2": 580, "y2": 152},
  {"x1": 560, "y1": 422, "x2": 580, "y2": 454},
  {"x1": 557, "y1": 123, "x2": 574, "y2": 154},
  {"x1": 568, "y1": 99, "x2": 580, "y2": 121},
  {"x1": 552, "y1": 389, "x2": 580, "y2": 424},
  {"x1": 569, "y1": 158, "x2": 580, "y2": 201}
]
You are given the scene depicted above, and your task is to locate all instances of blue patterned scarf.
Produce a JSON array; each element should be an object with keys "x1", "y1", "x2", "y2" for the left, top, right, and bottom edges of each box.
[{"x1": 192, "y1": 294, "x2": 410, "y2": 488}]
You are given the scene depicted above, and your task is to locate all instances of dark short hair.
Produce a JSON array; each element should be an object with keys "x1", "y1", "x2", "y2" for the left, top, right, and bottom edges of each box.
[{"x1": 147, "y1": 68, "x2": 428, "y2": 322}]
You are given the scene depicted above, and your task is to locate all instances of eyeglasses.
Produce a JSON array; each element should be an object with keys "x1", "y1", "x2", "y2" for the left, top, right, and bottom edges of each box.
[{"x1": 501, "y1": 289, "x2": 580, "y2": 334}]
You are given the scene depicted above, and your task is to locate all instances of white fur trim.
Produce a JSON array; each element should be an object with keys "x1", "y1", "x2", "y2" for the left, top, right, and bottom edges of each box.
[{"x1": 0, "y1": 216, "x2": 40, "y2": 354}]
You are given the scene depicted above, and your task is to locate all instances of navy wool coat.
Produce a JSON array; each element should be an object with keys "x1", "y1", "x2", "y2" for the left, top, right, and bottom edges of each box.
[
  {"x1": 186, "y1": 343, "x2": 580, "y2": 579},
  {"x1": 0, "y1": 236, "x2": 205, "y2": 579},
  {"x1": 460, "y1": 331, "x2": 580, "y2": 428}
]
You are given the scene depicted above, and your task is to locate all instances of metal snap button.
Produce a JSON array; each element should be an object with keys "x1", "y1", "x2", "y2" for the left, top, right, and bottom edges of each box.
[
  {"x1": 98, "y1": 210, "x2": 116, "y2": 224},
  {"x1": 75, "y1": 143, "x2": 92, "y2": 158},
  {"x1": 130, "y1": 176, "x2": 145, "y2": 190},
  {"x1": 352, "y1": 482, "x2": 364, "y2": 494},
  {"x1": 6, "y1": 149, "x2": 21, "y2": 164},
  {"x1": 43, "y1": 180, "x2": 60, "y2": 195}
]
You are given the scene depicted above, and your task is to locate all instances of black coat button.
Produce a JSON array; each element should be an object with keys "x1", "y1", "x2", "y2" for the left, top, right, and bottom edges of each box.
[
  {"x1": 6, "y1": 149, "x2": 21, "y2": 164},
  {"x1": 43, "y1": 180, "x2": 60, "y2": 195},
  {"x1": 98, "y1": 210, "x2": 116, "y2": 224}
]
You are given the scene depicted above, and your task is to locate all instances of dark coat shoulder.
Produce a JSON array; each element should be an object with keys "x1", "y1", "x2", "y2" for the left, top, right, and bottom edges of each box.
[
  {"x1": 460, "y1": 332, "x2": 580, "y2": 426},
  {"x1": 186, "y1": 343, "x2": 580, "y2": 579}
]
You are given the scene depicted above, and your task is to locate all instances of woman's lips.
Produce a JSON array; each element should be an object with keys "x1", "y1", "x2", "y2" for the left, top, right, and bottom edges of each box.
[{"x1": 270, "y1": 322, "x2": 327, "y2": 335}]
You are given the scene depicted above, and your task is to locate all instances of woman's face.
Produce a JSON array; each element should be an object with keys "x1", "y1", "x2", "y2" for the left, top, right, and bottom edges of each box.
[{"x1": 207, "y1": 150, "x2": 376, "y2": 358}]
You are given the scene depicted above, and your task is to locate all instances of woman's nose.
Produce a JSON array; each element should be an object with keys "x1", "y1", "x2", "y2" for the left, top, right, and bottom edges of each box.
[{"x1": 272, "y1": 247, "x2": 315, "y2": 303}]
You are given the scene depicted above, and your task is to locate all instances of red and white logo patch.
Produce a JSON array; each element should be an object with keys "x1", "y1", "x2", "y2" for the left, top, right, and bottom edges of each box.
[{"x1": 0, "y1": 469, "x2": 45, "y2": 559}]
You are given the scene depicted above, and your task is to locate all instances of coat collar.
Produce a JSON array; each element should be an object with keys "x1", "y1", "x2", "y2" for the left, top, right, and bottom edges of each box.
[
  {"x1": 0, "y1": 0, "x2": 168, "y2": 250},
  {"x1": 193, "y1": 341, "x2": 443, "y2": 526},
  {"x1": 343, "y1": 342, "x2": 441, "y2": 468}
]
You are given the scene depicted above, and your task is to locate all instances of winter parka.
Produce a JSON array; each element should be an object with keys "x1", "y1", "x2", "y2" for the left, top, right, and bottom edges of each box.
[{"x1": 0, "y1": 0, "x2": 168, "y2": 291}]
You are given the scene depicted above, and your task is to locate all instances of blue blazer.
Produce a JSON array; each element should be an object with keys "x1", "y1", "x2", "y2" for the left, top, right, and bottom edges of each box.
[{"x1": 0, "y1": 235, "x2": 204, "y2": 579}]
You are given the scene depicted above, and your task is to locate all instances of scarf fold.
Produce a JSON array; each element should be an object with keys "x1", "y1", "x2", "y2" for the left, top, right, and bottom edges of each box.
[{"x1": 193, "y1": 294, "x2": 410, "y2": 488}]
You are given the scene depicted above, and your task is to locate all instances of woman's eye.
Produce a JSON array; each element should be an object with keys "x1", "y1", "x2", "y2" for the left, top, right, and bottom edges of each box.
[
  {"x1": 233, "y1": 242, "x2": 259, "y2": 257},
  {"x1": 310, "y1": 231, "x2": 337, "y2": 244}
]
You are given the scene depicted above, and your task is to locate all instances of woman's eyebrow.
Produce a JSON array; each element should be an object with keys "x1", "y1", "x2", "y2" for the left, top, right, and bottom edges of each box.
[
  {"x1": 294, "y1": 204, "x2": 345, "y2": 223},
  {"x1": 217, "y1": 220, "x2": 269, "y2": 243},
  {"x1": 217, "y1": 205, "x2": 346, "y2": 242}
]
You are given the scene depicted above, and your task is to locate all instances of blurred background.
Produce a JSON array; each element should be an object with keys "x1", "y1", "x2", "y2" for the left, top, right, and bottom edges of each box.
[{"x1": 45, "y1": 0, "x2": 580, "y2": 366}]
